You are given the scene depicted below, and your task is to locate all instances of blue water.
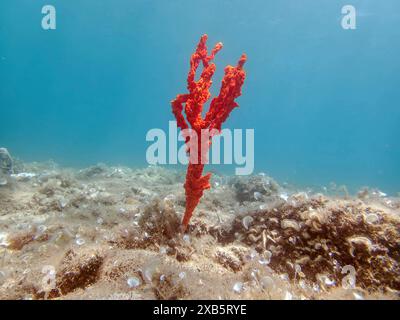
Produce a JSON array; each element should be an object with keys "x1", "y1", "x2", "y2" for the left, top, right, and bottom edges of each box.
[{"x1": 1, "y1": 0, "x2": 399, "y2": 194}]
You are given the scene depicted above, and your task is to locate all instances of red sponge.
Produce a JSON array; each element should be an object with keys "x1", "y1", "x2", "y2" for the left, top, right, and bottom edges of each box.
[{"x1": 171, "y1": 34, "x2": 247, "y2": 231}]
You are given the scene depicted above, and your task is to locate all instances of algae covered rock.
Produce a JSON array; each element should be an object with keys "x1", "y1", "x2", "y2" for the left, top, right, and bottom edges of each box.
[
  {"x1": 76, "y1": 163, "x2": 108, "y2": 179},
  {"x1": 231, "y1": 174, "x2": 280, "y2": 203}
]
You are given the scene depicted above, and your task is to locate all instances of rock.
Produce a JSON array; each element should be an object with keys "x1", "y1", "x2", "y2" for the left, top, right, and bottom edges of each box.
[
  {"x1": 231, "y1": 175, "x2": 279, "y2": 203},
  {"x1": 77, "y1": 163, "x2": 108, "y2": 179},
  {"x1": 0, "y1": 148, "x2": 13, "y2": 174}
]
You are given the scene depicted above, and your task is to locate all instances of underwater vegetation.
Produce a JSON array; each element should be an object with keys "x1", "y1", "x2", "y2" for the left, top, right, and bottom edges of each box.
[{"x1": 172, "y1": 34, "x2": 247, "y2": 231}]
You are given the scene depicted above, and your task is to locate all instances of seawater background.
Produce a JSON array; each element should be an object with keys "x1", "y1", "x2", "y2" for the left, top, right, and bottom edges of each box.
[{"x1": 0, "y1": 0, "x2": 399, "y2": 194}]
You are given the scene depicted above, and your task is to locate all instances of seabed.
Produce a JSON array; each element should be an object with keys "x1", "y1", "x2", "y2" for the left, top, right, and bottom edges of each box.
[{"x1": 0, "y1": 160, "x2": 399, "y2": 300}]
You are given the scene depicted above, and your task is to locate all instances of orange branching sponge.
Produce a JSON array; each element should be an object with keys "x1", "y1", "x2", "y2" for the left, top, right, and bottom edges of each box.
[{"x1": 171, "y1": 34, "x2": 247, "y2": 231}]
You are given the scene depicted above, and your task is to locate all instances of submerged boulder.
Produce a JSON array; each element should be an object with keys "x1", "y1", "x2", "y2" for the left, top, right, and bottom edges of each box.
[
  {"x1": 76, "y1": 163, "x2": 108, "y2": 179},
  {"x1": 231, "y1": 175, "x2": 280, "y2": 203}
]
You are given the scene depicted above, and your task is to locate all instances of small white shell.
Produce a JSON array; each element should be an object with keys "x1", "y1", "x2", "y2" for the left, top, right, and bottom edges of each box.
[
  {"x1": 259, "y1": 250, "x2": 272, "y2": 265},
  {"x1": 254, "y1": 192, "x2": 262, "y2": 201},
  {"x1": 365, "y1": 213, "x2": 379, "y2": 224},
  {"x1": 75, "y1": 238, "x2": 85, "y2": 246},
  {"x1": 183, "y1": 234, "x2": 190, "y2": 243},
  {"x1": 0, "y1": 233, "x2": 9, "y2": 247},
  {"x1": 233, "y1": 282, "x2": 243, "y2": 294},
  {"x1": 260, "y1": 276, "x2": 275, "y2": 290},
  {"x1": 127, "y1": 277, "x2": 141, "y2": 288},
  {"x1": 281, "y1": 219, "x2": 300, "y2": 232},
  {"x1": 242, "y1": 216, "x2": 254, "y2": 230}
]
